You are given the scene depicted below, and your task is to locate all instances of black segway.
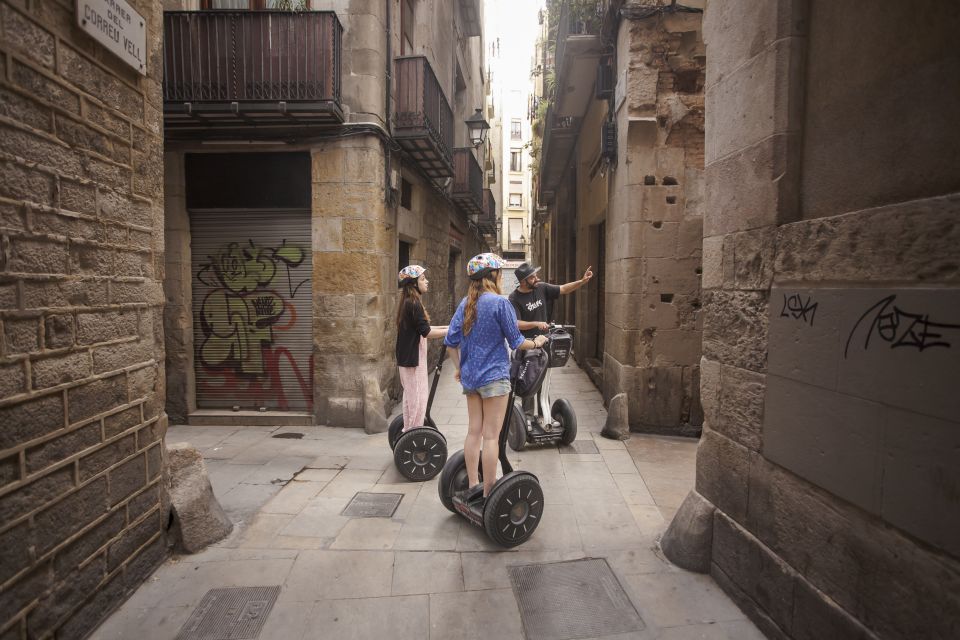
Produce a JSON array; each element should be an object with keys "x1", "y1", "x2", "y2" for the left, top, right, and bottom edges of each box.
[
  {"x1": 508, "y1": 325, "x2": 578, "y2": 451},
  {"x1": 438, "y1": 353, "x2": 546, "y2": 548},
  {"x1": 388, "y1": 350, "x2": 448, "y2": 481}
]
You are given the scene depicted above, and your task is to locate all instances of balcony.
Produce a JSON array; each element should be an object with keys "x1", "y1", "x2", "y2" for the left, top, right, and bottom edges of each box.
[
  {"x1": 451, "y1": 148, "x2": 484, "y2": 217},
  {"x1": 477, "y1": 189, "x2": 497, "y2": 236},
  {"x1": 394, "y1": 56, "x2": 455, "y2": 180},
  {"x1": 538, "y1": 106, "x2": 582, "y2": 204},
  {"x1": 163, "y1": 11, "x2": 343, "y2": 139}
]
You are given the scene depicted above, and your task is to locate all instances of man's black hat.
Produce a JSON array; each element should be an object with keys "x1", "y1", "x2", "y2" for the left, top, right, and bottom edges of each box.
[{"x1": 515, "y1": 262, "x2": 541, "y2": 283}]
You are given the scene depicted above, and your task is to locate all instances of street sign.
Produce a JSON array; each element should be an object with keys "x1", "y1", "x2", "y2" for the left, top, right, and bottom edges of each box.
[{"x1": 76, "y1": 0, "x2": 147, "y2": 76}]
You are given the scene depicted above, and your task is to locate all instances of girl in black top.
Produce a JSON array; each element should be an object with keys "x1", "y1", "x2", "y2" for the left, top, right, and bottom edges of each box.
[{"x1": 396, "y1": 266, "x2": 447, "y2": 432}]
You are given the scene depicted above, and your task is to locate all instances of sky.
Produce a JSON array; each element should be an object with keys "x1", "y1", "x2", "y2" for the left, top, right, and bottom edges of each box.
[{"x1": 484, "y1": 0, "x2": 543, "y2": 103}]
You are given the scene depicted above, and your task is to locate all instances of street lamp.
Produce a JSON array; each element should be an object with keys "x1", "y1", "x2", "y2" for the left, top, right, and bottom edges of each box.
[{"x1": 465, "y1": 108, "x2": 490, "y2": 148}]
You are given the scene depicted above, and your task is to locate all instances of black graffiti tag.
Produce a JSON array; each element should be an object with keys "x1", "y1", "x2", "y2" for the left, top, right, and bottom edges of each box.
[
  {"x1": 844, "y1": 295, "x2": 960, "y2": 359},
  {"x1": 780, "y1": 293, "x2": 818, "y2": 326}
]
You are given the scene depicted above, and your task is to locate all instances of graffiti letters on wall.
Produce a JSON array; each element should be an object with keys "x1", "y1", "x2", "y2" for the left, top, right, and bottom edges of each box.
[{"x1": 196, "y1": 240, "x2": 312, "y2": 410}]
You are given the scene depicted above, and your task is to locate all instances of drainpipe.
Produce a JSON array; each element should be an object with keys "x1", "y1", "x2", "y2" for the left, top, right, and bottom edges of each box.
[{"x1": 384, "y1": 0, "x2": 394, "y2": 205}]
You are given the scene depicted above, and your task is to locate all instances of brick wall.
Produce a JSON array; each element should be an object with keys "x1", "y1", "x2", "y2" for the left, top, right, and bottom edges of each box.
[{"x1": 0, "y1": 0, "x2": 167, "y2": 637}]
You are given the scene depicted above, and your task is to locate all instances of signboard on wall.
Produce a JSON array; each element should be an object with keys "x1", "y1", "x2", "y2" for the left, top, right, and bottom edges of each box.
[{"x1": 76, "y1": 0, "x2": 147, "y2": 75}]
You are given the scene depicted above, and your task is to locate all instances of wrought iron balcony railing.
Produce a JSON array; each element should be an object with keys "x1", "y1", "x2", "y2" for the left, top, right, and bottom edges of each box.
[
  {"x1": 478, "y1": 189, "x2": 497, "y2": 236},
  {"x1": 163, "y1": 10, "x2": 343, "y2": 136},
  {"x1": 451, "y1": 148, "x2": 484, "y2": 217},
  {"x1": 393, "y1": 56, "x2": 455, "y2": 180}
]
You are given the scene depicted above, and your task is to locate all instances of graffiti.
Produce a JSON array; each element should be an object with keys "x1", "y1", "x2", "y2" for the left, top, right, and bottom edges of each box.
[
  {"x1": 844, "y1": 295, "x2": 960, "y2": 359},
  {"x1": 779, "y1": 293, "x2": 818, "y2": 326},
  {"x1": 196, "y1": 239, "x2": 311, "y2": 409}
]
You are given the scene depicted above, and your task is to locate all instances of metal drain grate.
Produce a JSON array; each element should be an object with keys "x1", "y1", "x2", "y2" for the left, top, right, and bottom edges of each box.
[
  {"x1": 341, "y1": 492, "x2": 403, "y2": 517},
  {"x1": 560, "y1": 440, "x2": 599, "y2": 455},
  {"x1": 508, "y1": 558, "x2": 644, "y2": 640},
  {"x1": 175, "y1": 586, "x2": 280, "y2": 640},
  {"x1": 272, "y1": 432, "x2": 303, "y2": 439}
]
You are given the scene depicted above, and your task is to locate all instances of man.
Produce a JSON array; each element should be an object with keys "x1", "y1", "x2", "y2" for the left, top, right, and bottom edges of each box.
[{"x1": 508, "y1": 262, "x2": 593, "y2": 337}]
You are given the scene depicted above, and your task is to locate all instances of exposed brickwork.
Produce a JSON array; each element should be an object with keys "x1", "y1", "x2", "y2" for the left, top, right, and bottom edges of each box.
[{"x1": 0, "y1": 0, "x2": 167, "y2": 636}]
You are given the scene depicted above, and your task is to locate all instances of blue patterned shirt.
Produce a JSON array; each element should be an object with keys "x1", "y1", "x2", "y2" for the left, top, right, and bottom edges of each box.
[{"x1": 444, "y1": 293, "x2": 525, "y2": 390}]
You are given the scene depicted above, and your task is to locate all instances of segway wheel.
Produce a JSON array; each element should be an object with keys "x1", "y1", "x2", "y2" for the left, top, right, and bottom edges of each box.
[
  {"x1": 394, "y1": 428, "x2": 447, "y2": 481},
  {"x1": 507, "y1": 400, "x2": 527, "y2": 452},
  {"x1": 483, "y1": 473, "x2": 544, "y2": 548},
  {"x1": 438, "y1": 450, "x2": 482, "y2": 513},
  {"x1": 388, "y1": 415, "x2": 437, "y2": 450},
  {"x1": 553, "y1": 398, "x2": 578, "y2": 446}
]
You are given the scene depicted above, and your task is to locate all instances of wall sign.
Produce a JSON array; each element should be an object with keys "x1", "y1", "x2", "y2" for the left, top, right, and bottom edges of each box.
[{"x1": 76, "y1": 0, "x2": 147, "y2": 75}]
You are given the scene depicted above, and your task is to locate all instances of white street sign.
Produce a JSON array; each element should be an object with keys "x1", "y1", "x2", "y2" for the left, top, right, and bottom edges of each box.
[{"x1": 76, "y1": 0, "x2": 147, "y2": 76}]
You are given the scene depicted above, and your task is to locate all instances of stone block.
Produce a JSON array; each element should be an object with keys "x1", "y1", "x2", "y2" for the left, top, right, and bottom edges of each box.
[
  {"x1": 32, "y1": 350, "x2": 92, "y2": 390},
  {"x1": 26, "y1": 555, "x2": 106, "y2": 640},
  {"x1": 44, "y1": 313, "x2": 75, "y2": 349},
  {"x1": 0, "y1": 158, "x2": 53, "y2": 206},
  {"x1": 55, "y1": 572, "x2": 127, "y2": 640},
  {"x1": 601, "y1": 392, "x2": 630, "y2": 440},
  {"x1": 660, "y1": 490, "x2": 715, "y2": 572},
  {"x1": 128, "y1": 364, "x2": 158, "y2": 401},
  {"x1": 79, "y1": 434, "x2": 136, "y2": 481},
  {"x1": 107, "y1": 509, "x2": 161, "y2": 571},
  {"x1": 363, "y1": 376, "x2": 387, "y2": 434},
  {"x1": 92, "y1": 339, "x2": 152, "y2": 374},
  {"x1": 164, "y1": 443, "x2": 233, "y2": 553},
  {"x1": 316, "y1": 295, "x2": 356, "y2": 318},
  {"x1": 644, "y1": 257, "x2": 701, "y2": 296},
  {"x1": 99, "y1": 189, "x2": 152, "y2": 227},
  {"x1": 0, "y1": 520, "x2": 34, "y2": 585},
  {"x1": 103, "y1": 406, "x2": 142, "y2": 438},
  {"x1": 311, "y1": 147, "x2": 346, "y2": 183},
  {"x1": 0, "y1": 361, "x2": 26, "y2": 397},
  {"x1": 704, "y1": 133, "x2": 800, "y2": 236},
  {"x1": 695, "y1": 429, "x2": 750, "y2": 522},
  {"x1": 343, "y1": 218, "x2": 388, "y2": 252},
  {"x1": 733, "y1": 226, "x2": 775, "y2": 291},
  {"x1": 11, "y1": 59, "x2": 81, "y2": 115},
  {"x1": 0, "y1": 392, "x2": 64, "y2": 450},
  {"x1": 712, "y1": 511, "x2": 796, "y2": 630},
  {"x1": 0, "y1": 562, "x2": 52, "y2": 624},
  {"x1": 651, "y1": 329, "x2": 701, "y2": 366},
  {"x1": 26, "y1": 422, "x2": 100, "y2": 474},
  {"x1": 677, "y1": 217, "x2": 703, "y2": 259},
  {"x1": 67, "y1": 374, "x2": 127, "y2": 424},
  {"x1": 317, "y1": 395, "x2": 365, "y2": 427},
  {"x1": 343, "y1": 147, "x2": 384, "y2": 184},
  {"x1": 54, "y1": 509, "x2": 124, "y2": 577},
  {"x1": 11, "y1": 237, "x2": 69, "y2": 275},
  {"x1": 633, "y1": 366, "x2": 684, "y2": 429},
  {"x1": 3, "y1": 316, "x2": 39, "y2": 355},
  {"x1": 701, "y1": 235, "x2": 723, "y2": 289},
  {"x1": 76, "y1": 311, "x2": 138, "y2": 346},
  {"x1": 643, "y1": 222, "x2": 680, "y2": 258},
  {"x1": 314, "y1": 316, "x2": 383, "y2": 355},
  {"x1": 717, "y1": 364, "x2": 765, "y2": 452},
  {"x1": 683, "y1": 364, "x2": 704, "y2": 427},
  {"x1": 109, "y1": 453, "x2": 146, "y2": 506},
  {"x1": 59, "y1": 44, "x2": 144, "y2": 120},
  {"x1": 312, "y1": 252, "x2": 382, "y2": 293},
  {"x1": 702, "y1": 289, "x2": 768, "y2": 372},
  {"x1": 127, "y1": 483, "x2": 161, "y2": 522},
  {"x1": 35, "y1": 477, "x2": 108, "y2": 555},
  {"x1": 312, "y1": 183, "x2": 384, "y2": 220},
  {"x1": 313, "y1": 216, "x2": 343, "y2": 252},
  {"x1": 790, "y1": 574, "x2": 876, "y2": 640},
  {"x1": 0, "y1": 85, "x2": 52, "y2": 132}
]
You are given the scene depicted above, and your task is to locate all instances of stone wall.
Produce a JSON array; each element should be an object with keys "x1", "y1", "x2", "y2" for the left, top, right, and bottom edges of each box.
[
  {"x1": 682, "y1": 0, "x2": 960, "y2": 638},
  {"x1": 0, "y1": 0, "x2": 168, "y2": 637},
  {"x1": 603, "y1": 7, "x2": 705, "y2": 434}
]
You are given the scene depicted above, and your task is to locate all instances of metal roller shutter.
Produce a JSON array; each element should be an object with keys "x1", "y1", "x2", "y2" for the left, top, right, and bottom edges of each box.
[{"x1": 191, "y1": 209, "x2": 313, "y2": 411}]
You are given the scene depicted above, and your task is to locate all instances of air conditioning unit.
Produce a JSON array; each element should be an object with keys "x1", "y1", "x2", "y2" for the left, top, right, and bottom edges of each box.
[
  {"x1": 596, "y1": 63, "x2": 614, "y2": 99},
  {"x1": 600, "y1": 120, "x2": 617, "y2": 160}
]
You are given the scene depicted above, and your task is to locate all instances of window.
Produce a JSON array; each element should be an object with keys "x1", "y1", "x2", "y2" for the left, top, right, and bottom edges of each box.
[
  {"x1": 508, "y1": 218, "x2": 524, "y2": 250},
  {"x1": 510, "y1": 151, "x2": 522, "y2": 173},
  {"x1": 399, "y1": 241, "x2": 411, "y2": 273},
  {"x1": 509, "y1": 193, "x2": 522, "y2": 208},
  {"x1": 401, "y1": 0, "x2": 414, "y2": 55},
  {"x1": 510, "y1": 119, "x2": 522, "y2": 140},
  {"x1": 400, "y1": 178, "x2": 413, "y2": 210}
]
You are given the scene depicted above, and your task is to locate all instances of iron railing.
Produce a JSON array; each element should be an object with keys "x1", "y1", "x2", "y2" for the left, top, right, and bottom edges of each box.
[
  {"x1": 163, "y1": 11, "x2": 342, "y2": 105},
  {"x1": 394, "y1": 56, "x2": 455, "y2": 177},
  {"x1": 451, "y1": 148, "x2": 484, "y2": 216},
  {"x1": 478, "y1": 189, "x2": 497, "y2": 235}
]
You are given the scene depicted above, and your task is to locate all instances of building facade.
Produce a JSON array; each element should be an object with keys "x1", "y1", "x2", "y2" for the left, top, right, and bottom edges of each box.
[
  {"x1": 665, "y1": 1, "x2": 960, "y2": 637},
  {"x1": 161, "y1": 0, "x2": 496, "y2": 430},
  {"x1": 532, "y1": 0, "x2": 705, "y2": 435},
  {"x1": 0, "y1": 0, "x2": 168, "y2": 636}
]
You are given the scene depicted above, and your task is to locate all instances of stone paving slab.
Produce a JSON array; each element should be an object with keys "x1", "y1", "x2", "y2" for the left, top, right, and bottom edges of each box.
[{"x1": 92, "y1": 360, "x2": 760, "y2": 640}]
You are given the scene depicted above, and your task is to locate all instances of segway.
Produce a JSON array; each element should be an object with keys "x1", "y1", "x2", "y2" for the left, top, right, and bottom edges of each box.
[
  {"x1": 438, "y1": 351, "x2": 548, "y2": 548},
  {"x1": 508, "y1": 324, "x2": 578, "y2": 451},
  {"x1": 388, "y1": 350, "x2": 448, "y2": 481}
]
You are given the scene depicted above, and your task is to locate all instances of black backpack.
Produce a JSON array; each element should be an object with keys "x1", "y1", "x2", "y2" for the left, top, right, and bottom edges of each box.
[{"x1": 510, "y1": 347, "x2": 549, "y2": 398}]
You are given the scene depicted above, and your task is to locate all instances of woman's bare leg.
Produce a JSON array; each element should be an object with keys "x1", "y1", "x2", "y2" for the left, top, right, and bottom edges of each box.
[
  {"x1": 480, "y1": 393, "x2": 509, "y2": 497},
  {"x1": 464, "y1": 393, "x2": 484, "y2": 488}
]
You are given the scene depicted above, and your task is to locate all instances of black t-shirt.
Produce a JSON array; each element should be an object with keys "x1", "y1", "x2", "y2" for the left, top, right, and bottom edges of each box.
[
  {"x1": 509, "y1": 283, "x2": 561, "y2": 338},
  {"x1": 396, "y1": 301, "x2": 431, "y2": 367}
]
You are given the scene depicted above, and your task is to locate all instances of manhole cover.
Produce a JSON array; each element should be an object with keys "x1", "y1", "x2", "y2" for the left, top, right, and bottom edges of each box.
[
  {"x1": 508, "y1": 558, "x2": 644, "y2": 640},
  {"x1": 341, "y1": 492, "x2": 403, "y2": 517},
  {"x1": 560, "y1": 440, "x2": 599, "y2": 455},
  {"x1": 175, "y1": 586, "x2": 280, "y2": 640},
  {"x1": 272, "y1": 432, "x2": 303, "y2": 439}
]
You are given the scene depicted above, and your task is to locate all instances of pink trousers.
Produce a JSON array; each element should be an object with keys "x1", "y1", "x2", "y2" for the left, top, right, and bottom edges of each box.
[{"x1": 399, "y1": 336, "x2": 429, "y2": 432}]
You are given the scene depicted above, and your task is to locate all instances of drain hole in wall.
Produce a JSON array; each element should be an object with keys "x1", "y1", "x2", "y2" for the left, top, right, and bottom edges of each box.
[
  {"x1": 666, "y1": 196, "x2": 677, "y2": 204},
  {"x1": 662, "y1": 176, "x2": 678, "y2": 186},
  {"x1": 695, "y1": 267, "x2": 702, "y2": 275},
  {"x1": 644, "y1": 175, "x2": 656, "y2": 185},
  {"x1": 660, "y1": 293, "x2": 674, "y2": 303},
  {"x1": 652, "y1": 221, "x2": 663, "y2": 229}
]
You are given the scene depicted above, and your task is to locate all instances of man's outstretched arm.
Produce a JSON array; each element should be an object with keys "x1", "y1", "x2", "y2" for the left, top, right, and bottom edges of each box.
[{"x1": 559, "y1": 266, "x2": 594, "y2": 295}]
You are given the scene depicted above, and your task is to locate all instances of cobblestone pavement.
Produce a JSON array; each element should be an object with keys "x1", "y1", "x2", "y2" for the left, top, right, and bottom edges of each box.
[{"x1": 92, "y1": 362, "x2": 762, "y2": 640}]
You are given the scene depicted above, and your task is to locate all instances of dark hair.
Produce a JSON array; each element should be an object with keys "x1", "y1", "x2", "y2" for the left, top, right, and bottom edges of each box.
[{"x1": 396, "y1": 280, "x2": 431, "y2": 328}]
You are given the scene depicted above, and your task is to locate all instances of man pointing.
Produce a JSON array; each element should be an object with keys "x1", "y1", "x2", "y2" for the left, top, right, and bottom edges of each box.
[{"x1": 508, "y1": 262, "x2": 593, "y2": 338}]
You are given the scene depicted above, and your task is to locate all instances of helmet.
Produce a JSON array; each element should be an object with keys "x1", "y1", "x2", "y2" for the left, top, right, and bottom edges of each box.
[
  {"x1": 398, "y1": 265, "x2": 426, "y2": 287},
  {"x1": 515, "y1": 262, "x2": 541, "y2": 283},
  {"x1": 467, "y1": 253, "x2": 506, "y2": 281}
]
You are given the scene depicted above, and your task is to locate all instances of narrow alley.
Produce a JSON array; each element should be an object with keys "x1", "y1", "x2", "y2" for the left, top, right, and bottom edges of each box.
[{"x1": 92, "y1": 362, "x2": 761, "y2": 640}]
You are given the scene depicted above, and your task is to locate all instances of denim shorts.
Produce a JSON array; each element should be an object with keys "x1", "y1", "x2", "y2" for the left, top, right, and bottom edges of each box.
[{"x1": 462, "y1": 378, "x2": 511, "y2": 398}]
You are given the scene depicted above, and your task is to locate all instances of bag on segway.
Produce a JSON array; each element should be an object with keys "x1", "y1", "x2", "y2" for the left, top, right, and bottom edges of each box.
[
  {"x1": 511, "y1": 347, "x2": 549, "y2": 398},
  {"x1": 547, "y1": 328, "x2": 573, "y2": 368}
]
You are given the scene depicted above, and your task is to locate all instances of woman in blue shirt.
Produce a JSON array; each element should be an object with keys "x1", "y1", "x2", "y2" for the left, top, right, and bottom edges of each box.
[{"x1": 445, "y1": 253, "x2": 548, "y2": 503}]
